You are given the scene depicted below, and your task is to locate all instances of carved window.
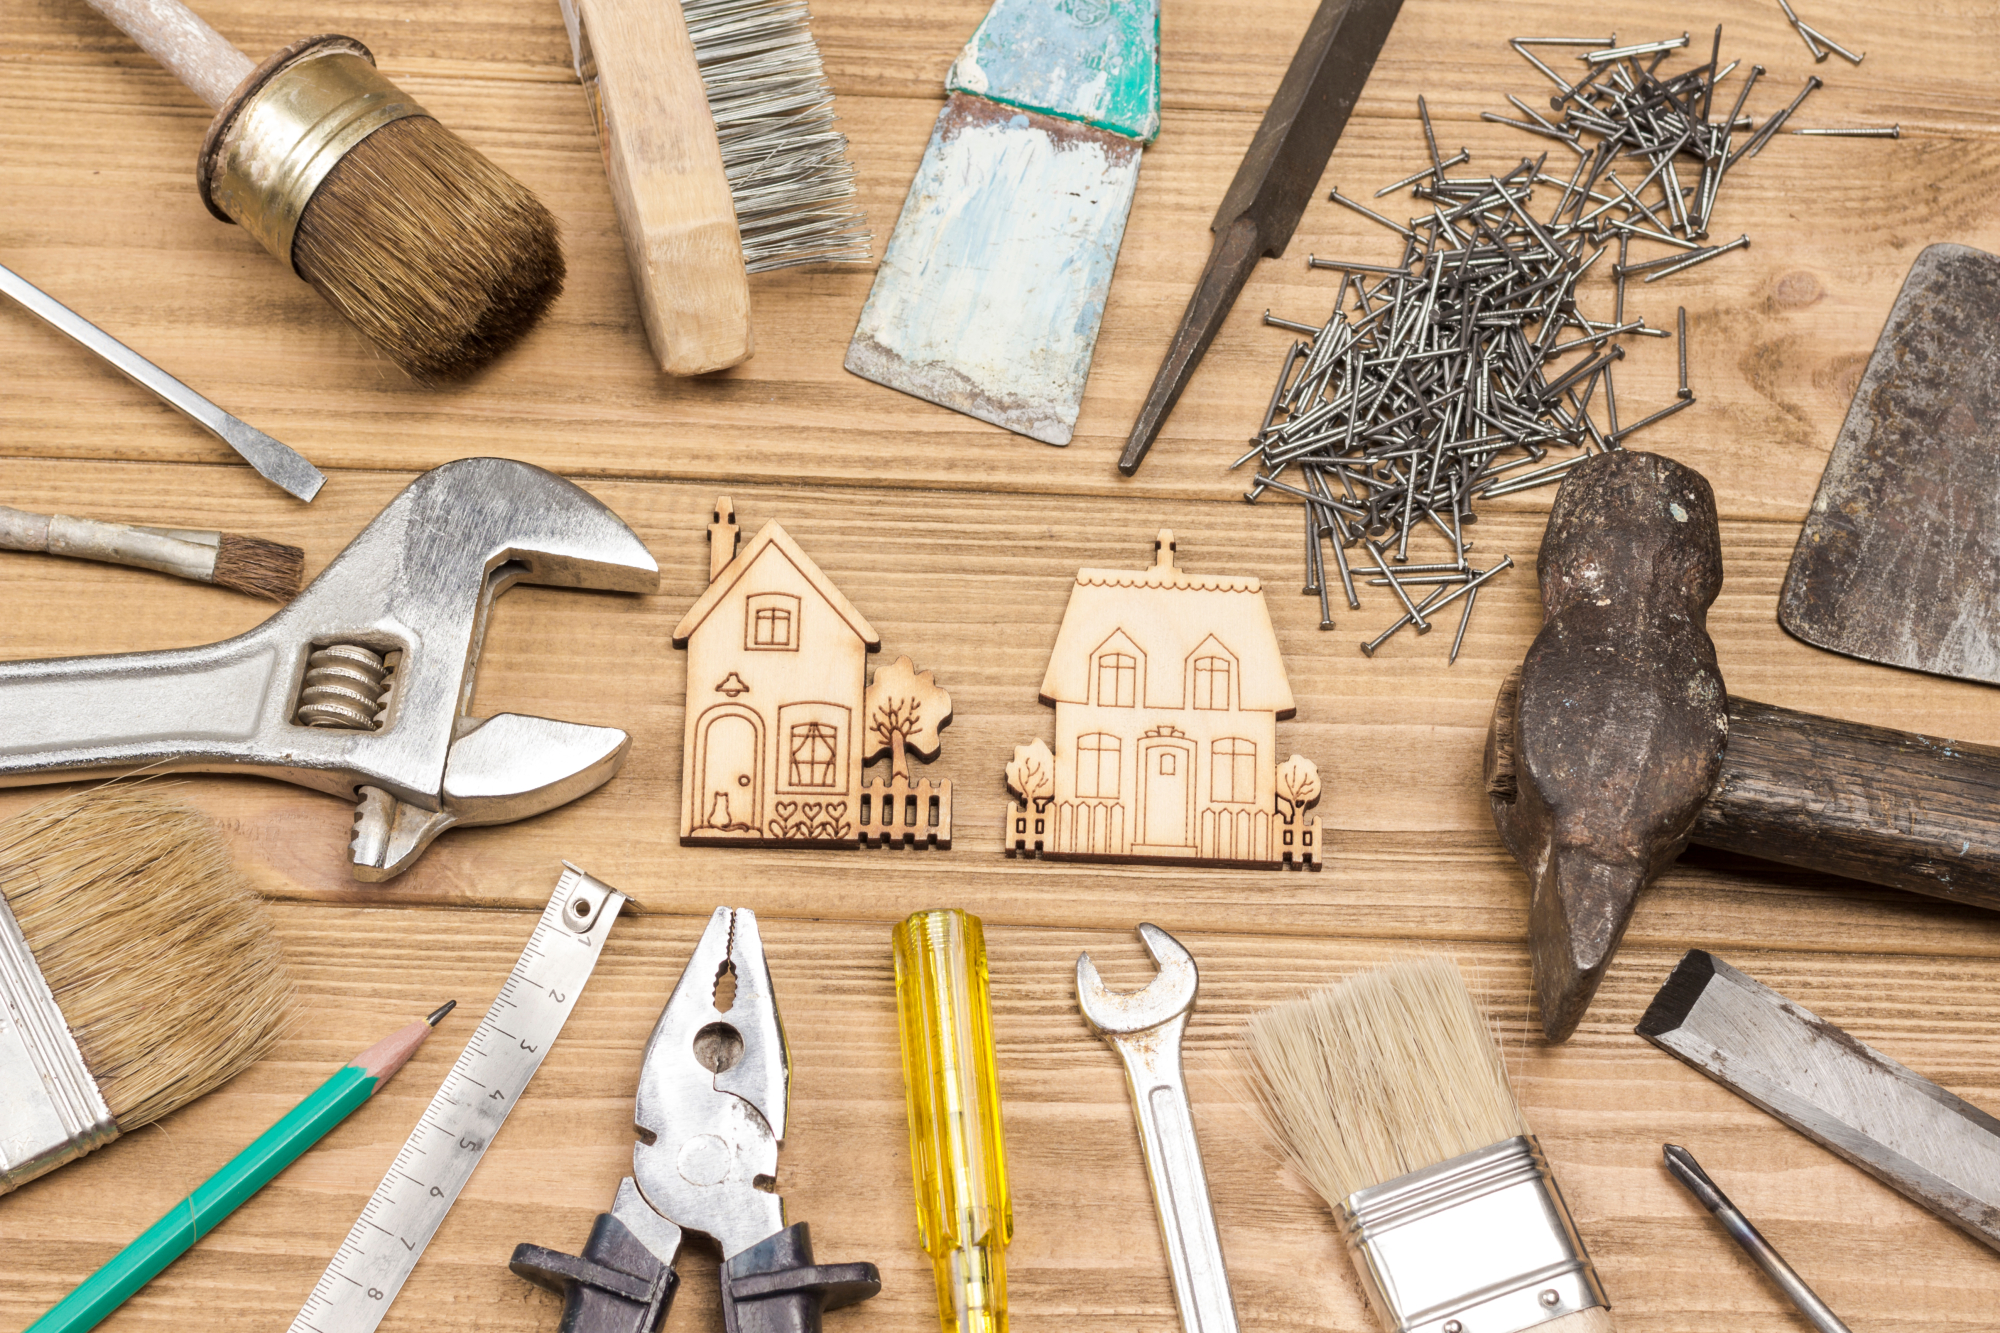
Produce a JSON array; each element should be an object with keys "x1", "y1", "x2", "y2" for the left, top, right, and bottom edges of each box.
[
  {"x1": 1191, "y1": 656, "x2": 1232, "y2": 710},
  {"x1": 746, "y1": 593, "x2": 800, "y2": 651},
  {"x1": 1095, "y1": 652, "x2": 1136, "y2": 708},
  {"x1": 1077, "y1": 732, "x2": 1121, "y2": 799},
  {"x1": 1211, "y1": 738, "x2": 1256, "y2": 804},
  {"x1": 787, "y1": 722, "x2": 840, "y2": 788}
]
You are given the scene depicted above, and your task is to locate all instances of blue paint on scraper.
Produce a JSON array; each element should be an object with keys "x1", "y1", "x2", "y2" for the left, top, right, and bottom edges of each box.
[{"x1": 845, "y1": 0, "x2": 1159, "y2": 446}]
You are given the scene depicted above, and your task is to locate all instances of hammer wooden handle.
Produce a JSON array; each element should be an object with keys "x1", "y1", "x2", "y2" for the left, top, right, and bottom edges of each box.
[
  {"x1": 84, "y1": 0, "x2": 253, "y2": 108},
  {"x1": 1696, "y1": 697, "x2": 2000, "y2": 910}
]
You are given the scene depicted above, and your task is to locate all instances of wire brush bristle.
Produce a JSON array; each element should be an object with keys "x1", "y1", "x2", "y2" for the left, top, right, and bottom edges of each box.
[
  {"x1": 1244, "y1": 956, "x2": 1525, "y2": 1206},
  {"x1": 294, "y1": 116, "x2": 565, "y2": 381},
  {"x1": 0, "y1": 789, "x2": 294, "y2": 1129}
]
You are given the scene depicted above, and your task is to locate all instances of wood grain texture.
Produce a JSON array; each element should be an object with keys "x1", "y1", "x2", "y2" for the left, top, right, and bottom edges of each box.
[
  {"x1": 80, "y1": 0, "x2": 253, "y2": 107},
  {"x1": 3, "y1": 0, "x2": 1999, "y2": 1328}
]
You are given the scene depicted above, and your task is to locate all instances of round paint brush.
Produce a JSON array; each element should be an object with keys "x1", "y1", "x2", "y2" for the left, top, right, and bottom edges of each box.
[{"x1": 81, "y1": 0, "x2": 564, "y2": 381}]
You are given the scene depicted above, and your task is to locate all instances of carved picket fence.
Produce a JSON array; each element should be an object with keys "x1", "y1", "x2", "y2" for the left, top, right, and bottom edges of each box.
[{"x1": 858, "y1": 776, "x2": 951, "y2": 849}]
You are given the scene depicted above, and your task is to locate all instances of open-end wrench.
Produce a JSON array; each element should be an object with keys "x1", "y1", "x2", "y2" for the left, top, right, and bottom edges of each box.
[
  {"x1": 0, "y1": 458, "x2": 659, "y2": 879},
  {"x1": 1076, "y1": 924, "x2": 1240, "y2": 1333}
]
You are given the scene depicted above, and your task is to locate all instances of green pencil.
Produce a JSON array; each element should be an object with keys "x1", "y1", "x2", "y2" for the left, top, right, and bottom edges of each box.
[{"x1": 29, "y1": 1001, "x2": 456, "y2": 1333}]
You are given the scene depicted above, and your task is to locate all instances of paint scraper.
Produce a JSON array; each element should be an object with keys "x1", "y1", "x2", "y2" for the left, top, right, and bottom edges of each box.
[
  {"x1": 844, "y1": 0, "x2": 1159, "y2": 446},
  {"x1": 1779, "y1": 242, "x2": 2000, "y2": 687},
  {"x1": 1639, "y1": 949, "x2": 2000, "y2": 1255}
]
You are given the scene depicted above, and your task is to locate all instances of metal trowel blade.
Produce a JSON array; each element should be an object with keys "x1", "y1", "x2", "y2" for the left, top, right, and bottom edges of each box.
[
  {"x1": 1779, "y1": 243, "x2": 2000, "y2": 685},
  {"x1": 844, "y1": 94, "x2": 1142, "y2": 447}
]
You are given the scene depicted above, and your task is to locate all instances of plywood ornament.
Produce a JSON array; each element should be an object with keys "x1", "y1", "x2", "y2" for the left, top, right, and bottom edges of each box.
[
  {"x1": 1006, "y1": 529, "x2": 1322, "y2": 869},
  {"x1": 674, "y1": 498, "x2": 953, "y2": 849}
]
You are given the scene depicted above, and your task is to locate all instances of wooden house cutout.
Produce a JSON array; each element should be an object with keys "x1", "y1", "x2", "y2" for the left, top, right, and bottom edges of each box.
[
  {"x1": 1006, "y1": 529, "x2": 1321, "y2": 868},
  {"x1": 674, "y1": 498, "x2": 952, "y2": 849}
]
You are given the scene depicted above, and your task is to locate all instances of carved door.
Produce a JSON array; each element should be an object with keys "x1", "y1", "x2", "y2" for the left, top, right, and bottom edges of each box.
[
  {"x1": 1138, "y1": 737, "x2": 1194, "y2": 849},
  {"x1": 697, "y1": 708, "x2": 762, "y2": 831}
]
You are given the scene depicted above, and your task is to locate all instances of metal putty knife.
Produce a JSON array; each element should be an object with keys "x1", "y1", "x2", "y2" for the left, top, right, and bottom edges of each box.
[
  {"x1": 1639, "y1": 949, "x2": 2000, "y2": 1254},
  {"x1": 1779, "y1": 243, "x2": 2000, "y2": 686},
  {"x1": 844, "y1": 0, "x2": 1158, "y2": 446}
]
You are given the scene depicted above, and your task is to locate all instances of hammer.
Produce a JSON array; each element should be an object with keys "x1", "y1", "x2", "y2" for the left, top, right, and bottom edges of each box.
[{"x1": 1485, "y1": 450, "x2": 2000, "y2": 1042}]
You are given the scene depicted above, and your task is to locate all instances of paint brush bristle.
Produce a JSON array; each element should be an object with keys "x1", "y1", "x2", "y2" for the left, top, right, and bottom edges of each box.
[
  {"x1": 211, "y1": 533, "x2": 306, "y2": 601},
  {"x1": 0, "y1": 789, "x2": 293, "y2": 1131},
  {"x1": 293, "y1": 115, "x2": 565, "y2": 381},
  {"x1": 1245, "y1": 956, "x2": 1525, "y2": 1202}
]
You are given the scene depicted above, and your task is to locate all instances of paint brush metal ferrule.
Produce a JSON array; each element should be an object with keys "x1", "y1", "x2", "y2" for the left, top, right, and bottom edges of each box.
[
  {"x1": 0, "y1": 507, "x2": 224, "y2": 586},
  {"x1": 1338, "y1": 1135, "x2": 1607, "y2": 1333},
  {"x1": 0, "y1": 892, "x2": 116, "y2": 1193},
  {"x1": 198, "y1": 35, "x2": 430, "y2": 270}
]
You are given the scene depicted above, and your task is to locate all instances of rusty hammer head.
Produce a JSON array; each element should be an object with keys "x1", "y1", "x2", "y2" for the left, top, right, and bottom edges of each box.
[{"x1": 1484, "y1": 451, "x2": 1728, "y2": 1042}]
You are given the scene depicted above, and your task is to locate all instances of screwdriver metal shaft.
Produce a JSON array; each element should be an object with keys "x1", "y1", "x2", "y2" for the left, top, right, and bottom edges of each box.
[
  {"x1": 0, "y1": 262, "x2": 323, "y2": 503},
  {"x1": 1663, "y1": 1144, "x2": 1852, "y2": 1333}
]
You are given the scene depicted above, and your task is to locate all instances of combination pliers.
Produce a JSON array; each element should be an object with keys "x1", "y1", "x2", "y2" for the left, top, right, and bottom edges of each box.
[{"x1": 511, "y1": 906, "x2": 880, "y2": 1333}]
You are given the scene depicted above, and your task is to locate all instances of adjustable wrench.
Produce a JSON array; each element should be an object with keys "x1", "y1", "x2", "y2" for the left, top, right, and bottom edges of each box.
[
  {"x1": 0, "y1": 457, "x2": 659, "y2": 879},
  {"x1": 1076, "y1": 924, "x2": 1240, "y2": 1333}
]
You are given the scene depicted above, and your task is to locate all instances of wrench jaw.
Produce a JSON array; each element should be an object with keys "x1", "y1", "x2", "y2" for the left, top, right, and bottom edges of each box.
[{"x1": 1075, "y1": 922, "x2": 1199, "y2": 1037}]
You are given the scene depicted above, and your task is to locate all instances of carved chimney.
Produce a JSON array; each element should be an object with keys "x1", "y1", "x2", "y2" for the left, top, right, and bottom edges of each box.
[
  {"x1": 1153, "y1": 528, "x2": 1177, "y2": 570},
  {"x1": 709, "y1": 496, "x2": 738, "y2": 582}
]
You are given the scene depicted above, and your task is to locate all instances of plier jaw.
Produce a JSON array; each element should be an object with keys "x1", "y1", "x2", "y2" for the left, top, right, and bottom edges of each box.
[{"x1": 510, "y1": 907, "x2": 881, "y2": 1333}]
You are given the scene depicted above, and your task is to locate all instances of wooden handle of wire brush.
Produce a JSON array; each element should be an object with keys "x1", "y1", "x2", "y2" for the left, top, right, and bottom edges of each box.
[
  {"x1": 572, "y1": 0, "x2": 752, "y2": 375},
  {"x1": 85, "y1": 0, "x2": 254, "y2": 108}
]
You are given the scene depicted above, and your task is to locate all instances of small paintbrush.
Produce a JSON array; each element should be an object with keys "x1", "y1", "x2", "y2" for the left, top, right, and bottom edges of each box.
[
  {"x1": 0, "y1": 788, "x2": 295, "y2": 1193},
  {"x1": 0, "y1": 504, "x2": 305, "y2": 600},
  {"x1": 81, "y1": 0, "x2": 564, "y2": 381},
  {"x1": 1245, "y1": 957, "x2": 1612, "y2": 1333}
]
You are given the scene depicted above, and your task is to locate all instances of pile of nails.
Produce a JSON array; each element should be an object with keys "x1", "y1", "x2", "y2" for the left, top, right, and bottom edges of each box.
[{"x1": 1243, "y1": 24, "x2": 1895, "y2": 662}]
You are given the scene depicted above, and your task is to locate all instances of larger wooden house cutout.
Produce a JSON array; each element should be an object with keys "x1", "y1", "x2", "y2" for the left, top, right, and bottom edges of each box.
[
  {"x1": 1006, "y1": 529, "x2": 1321, "y2": 868},
  {"x1": 674, "y1": 498, "x2": 952, "y2": 849}
]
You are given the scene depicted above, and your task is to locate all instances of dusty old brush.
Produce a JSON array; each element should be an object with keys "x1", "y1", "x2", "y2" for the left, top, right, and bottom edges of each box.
[
  {"x1": 559, "y1": 0, "x2": 870, "y2": 373},
  {"x1": 0, "y1": 789, "x2": 294, "y2": 1192},
  {"x1": 1245, "y1": 957, "x2": 1611, "y2": 1333},
  {"x1": 0, "y1": 504, "x2": 305, "y2": 600},
  {"x1": 82, "y1": 0, "x2": 564, "y2": 380}
]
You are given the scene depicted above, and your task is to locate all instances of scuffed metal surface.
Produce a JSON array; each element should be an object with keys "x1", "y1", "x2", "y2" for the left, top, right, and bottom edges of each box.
[
  {"x1": 845, "y1": 94, "x2": 1142, "y2": 446},
  {"x1": 945, "y1": 0, "x2": 1159, "y2": 141},
  {"x1": 1640, "y1": 951, "x2": 2000, "y2": 1252},
  {"x1": 1780, "y1": 243, "x2": 2000, "y2": 687}
]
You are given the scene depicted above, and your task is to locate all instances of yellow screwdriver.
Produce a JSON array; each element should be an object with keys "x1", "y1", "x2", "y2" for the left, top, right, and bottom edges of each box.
[{"x1": 892, "y1": 909, "x2": 1012, "y2": 1333}]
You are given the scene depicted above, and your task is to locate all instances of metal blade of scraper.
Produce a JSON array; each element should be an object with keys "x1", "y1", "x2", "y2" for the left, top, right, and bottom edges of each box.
[
  {"x1": 1638, "y1": 950, "x2": 2000, "y2": 1253},
  {"x1": 844, "y1": 0, "x2": 1159, "y2": 446},
  {"x1": 1779, "y1": 243, "x2": 2000, "y2": 685}
]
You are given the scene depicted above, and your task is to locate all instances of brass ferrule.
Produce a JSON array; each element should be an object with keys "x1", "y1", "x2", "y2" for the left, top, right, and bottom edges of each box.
[{"x1": 197, "y1": 35, "x2": 431, "y2": 272}]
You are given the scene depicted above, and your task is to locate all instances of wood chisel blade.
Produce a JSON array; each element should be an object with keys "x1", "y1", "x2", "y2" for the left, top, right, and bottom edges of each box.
[
  {"x1": 1638, "y1": 949, "x2": 2000, "y2": 1254},
  {"x1": 1779, "y1": 243, "x2": 2000, "y2": 687},
  {"x1": 844, "y1": 0, "x2": 1159, "y2": 447}
]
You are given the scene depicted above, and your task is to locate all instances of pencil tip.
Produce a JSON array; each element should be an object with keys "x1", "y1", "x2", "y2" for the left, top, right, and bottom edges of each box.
[{"x1": 426, "y1": 1000, "x2": 457, "y2": 1027}]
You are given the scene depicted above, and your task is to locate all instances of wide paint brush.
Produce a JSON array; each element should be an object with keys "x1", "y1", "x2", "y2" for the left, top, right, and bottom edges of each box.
[
  {"x1": 1244, "y1": 957, "x2": 1612, "y2": 1333},
  {"x1": 846, "y1": 0, "x2": 1159, "y2": 446}
]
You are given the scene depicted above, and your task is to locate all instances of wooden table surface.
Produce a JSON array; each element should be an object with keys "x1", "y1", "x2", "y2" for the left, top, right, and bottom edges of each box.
[{"x1": 4, "y1": 0, "x2": 1998, "y2": 1328}]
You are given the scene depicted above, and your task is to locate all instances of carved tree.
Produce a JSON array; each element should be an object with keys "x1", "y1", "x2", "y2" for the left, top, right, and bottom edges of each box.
[
  {"x1": 1275, "y1": 754, "x2": 1322, "y2": 821},
  {"x1": 1006, "y1": 739, "x2": 1056, "y2": 811},
  {"x1": 864, "y1": 656, "x2": 952, "y2": 782}
]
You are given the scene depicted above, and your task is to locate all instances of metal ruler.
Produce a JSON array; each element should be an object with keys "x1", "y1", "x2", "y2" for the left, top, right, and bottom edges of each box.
[{"x1": 289, "y1": 863, "x2": 629, "y2": 1333}]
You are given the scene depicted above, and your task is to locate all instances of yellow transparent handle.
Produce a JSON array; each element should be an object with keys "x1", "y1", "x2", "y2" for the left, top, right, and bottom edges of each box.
[{"x1": 893, "y1": 909, "x2": 1011, "y2": 1333}]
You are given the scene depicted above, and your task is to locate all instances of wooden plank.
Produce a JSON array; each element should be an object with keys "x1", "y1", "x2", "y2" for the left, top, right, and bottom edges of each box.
[
  {"x1": 0, "y1": 458, "x2": 1995, "y2": 984},
  {"x1": 2, "y1": 905, "x2": 1996, "y2": 1332},
  {"x1": 1, "y1": 5, "x2": 1996, "y2": 518}
]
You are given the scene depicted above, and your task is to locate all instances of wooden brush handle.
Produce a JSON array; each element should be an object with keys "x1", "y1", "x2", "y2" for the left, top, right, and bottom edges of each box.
[
  {"x1": 84, "y1": 0, "x2": 253, "y2": 108},
  {"x1": 573, "y1": 0, "x2": 752, "y2": 375}
]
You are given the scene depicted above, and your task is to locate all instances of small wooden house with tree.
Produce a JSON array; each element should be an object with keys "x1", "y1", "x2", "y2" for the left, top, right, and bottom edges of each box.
[
  {"x1": 1006, "y1": 529, "x2": 1320, "y2": 868},
  {"x1": 674, "y1": 498, "x2": 952, "y2": 848}
]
